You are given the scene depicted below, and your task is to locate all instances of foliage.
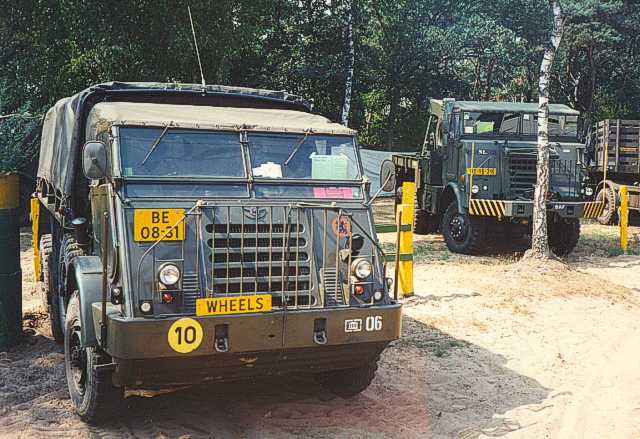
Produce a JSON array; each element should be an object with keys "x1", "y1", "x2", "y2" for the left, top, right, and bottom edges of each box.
[{"x1": 0, "y1": 0, "x2": 639, "y2": 165}]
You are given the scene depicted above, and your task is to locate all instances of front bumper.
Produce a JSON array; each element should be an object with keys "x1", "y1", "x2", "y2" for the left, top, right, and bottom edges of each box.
[
  {"x1": 469, "y1": 199, "x2": 604, "y2": 219},
  {"x1": 93, "y1": 303, "x2": 401, "y2": 387},
  {"x1": 93, "y1": 302, "x2": 402, "y2": 360}
]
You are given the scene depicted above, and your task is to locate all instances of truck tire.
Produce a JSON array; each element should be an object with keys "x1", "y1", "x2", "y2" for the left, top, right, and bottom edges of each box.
[
  {"x1": 65, "y1": 291, "x2": 121, "y2": 423},
  {"x1": 414, "y1": 209, "x2": 440, "y2": 234},
  {"x1": 51, "y1": 234, "x2": 85, "y2": 344},
  {"x1": 315, "y1": 359, "x2": 378, "y2": 398},
  {"x1": 596, "y1": 186, "x2": 617, "y2": 225},
  {"x1": 38, "y1": 234, "x2": 53, "y2": 305},
  {"x1": 548, "y1": 218, "x2": 581, "y2": 257},
  {"x1": 441, "y1": 201, "x2": 486, "y2": 255}
]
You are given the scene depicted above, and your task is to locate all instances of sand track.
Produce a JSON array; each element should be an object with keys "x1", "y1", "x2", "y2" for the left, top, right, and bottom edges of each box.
[{"x1": 1, "y1": 227, "x2": 639, "y2": 438}]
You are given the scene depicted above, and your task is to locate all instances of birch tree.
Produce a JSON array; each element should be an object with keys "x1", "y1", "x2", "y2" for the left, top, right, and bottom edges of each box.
[
  {"x1": 341, "y1": 0, "x2": 355, "y2": 126},
  {"x1": 529, "y1": 0, "x2": 565, "y2": 258}
]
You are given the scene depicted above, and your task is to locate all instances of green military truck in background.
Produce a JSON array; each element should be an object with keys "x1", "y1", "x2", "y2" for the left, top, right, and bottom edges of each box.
[
  {"x1": 33, "y1": 82, "x2": 402, "y2": 422},
  {"x1": 585, "y1": 119, "x2": 640, "y2": 224},
  {"x1": 381, "y1": 98, "x2": 603, "y2": 255}
]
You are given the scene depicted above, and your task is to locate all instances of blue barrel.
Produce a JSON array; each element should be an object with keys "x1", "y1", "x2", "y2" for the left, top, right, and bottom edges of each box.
[{"x1": 0, "y1": 174, "x2": 22, "y2": 351}]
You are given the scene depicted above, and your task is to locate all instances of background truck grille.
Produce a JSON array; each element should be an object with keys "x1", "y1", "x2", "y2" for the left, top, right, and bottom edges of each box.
[{"x1": 509, "y1": 156, "x2": 537, "y2": 199}]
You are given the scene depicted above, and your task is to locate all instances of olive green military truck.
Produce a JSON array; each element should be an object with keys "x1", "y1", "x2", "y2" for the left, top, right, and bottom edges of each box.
[
  {"x1": 33, "y1": 82, "x2": 402, "y2": 422},
  {"x1": 381, "y1": 99, "x2": 603, "y2": 255},
  {"x1": 585, "y1": 119, "x2": 640, "y2": 224}
]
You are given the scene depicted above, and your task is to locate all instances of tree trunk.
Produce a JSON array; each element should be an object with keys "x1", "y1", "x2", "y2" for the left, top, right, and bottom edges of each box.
[
  {"x1": 530, "y1": 0, "x2": 565, "y2": 258},
  {"x1": 340, "y1": 0, "x2": 355, "y2": 127}
]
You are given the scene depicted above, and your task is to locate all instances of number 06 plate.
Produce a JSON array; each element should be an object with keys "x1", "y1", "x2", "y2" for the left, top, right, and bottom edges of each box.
[{"x1": 134, "y1": 209, "x2": 185, "y2": 242}]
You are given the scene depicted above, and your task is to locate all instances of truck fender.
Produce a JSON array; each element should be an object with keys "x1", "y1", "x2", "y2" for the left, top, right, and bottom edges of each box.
[
  {"x1": 69, "y1": 255, "x2": 103, "y2": 348},
  {"x1": 444, "y1": 182, "x2": 466, "y2": 214}
]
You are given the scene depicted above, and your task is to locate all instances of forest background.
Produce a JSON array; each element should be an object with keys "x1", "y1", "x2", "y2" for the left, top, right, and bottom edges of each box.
[{"x1": 0, "y1": 0, "x2": 638, "y2": 172}]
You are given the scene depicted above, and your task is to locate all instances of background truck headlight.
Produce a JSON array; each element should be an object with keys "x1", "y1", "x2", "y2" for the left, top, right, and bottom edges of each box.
[
  {"x1": 351, "y1": 259, "x2": 372, "y2": 279},
  {"x1": 585, "y1": 187, "x2": 594, "y2": 196},
  {"x1": 158, "y1": 263, "x2": 181, "y2": 286}
]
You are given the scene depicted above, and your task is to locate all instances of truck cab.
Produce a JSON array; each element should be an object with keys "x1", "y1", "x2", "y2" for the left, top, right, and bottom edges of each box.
[
  {"x1": 383, "y1": 98, "x2": 602, "y2": 255},
  {"x1": 33, "y1": 83, "x2": 402, "y2": 422}
]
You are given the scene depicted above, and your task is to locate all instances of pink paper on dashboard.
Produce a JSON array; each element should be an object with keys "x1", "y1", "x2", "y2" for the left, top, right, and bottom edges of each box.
[{"x1": 313, "y1": 187, "x2": 354, "y2": 199}]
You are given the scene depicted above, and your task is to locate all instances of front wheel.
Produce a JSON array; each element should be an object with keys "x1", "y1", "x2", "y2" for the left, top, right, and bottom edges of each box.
[
  {"x1": 548, "y1": 218, "x2": 581, "y2": 257},
  {"x1": 64, "y1": 292, "x2": 121, "y2": 423},
  {"x1": 441, "y1": 201, "x2": 486, "y2": 254},
  {"x1": 315, "y1": 360, "x2": 378, "y2": 398}
]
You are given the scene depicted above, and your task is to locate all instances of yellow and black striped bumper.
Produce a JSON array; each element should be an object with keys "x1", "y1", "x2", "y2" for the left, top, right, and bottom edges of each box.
[
  {"x1": 468, "y1": 199, "x2": 506, "y2": 217},
  {"x1": 582, "y1": 201, "x2": 605, "y2": 219},
  {"x1": 468, "y1": 199, "x2": 605, "y2": 219}
]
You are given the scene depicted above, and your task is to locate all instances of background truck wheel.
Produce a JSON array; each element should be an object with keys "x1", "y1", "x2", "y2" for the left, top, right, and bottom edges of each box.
[
  {"x1": 441, "y1": 201, "x2": 486, "y2": 254},
  {"x1": 315, "y1": 360, "x2": 378, "y2": 398},
  {"x1": 548, "y1": 218, "x2": 581, "y2": 257},
  {"x1": 596, "y1": 186, "x2": 618, "y2": 225},
  {"x1": 414, "y1": 209, "x2": 440, "y2": 234},
  {"x1": 64, "y1": 292, "x2": 121, "y2": 423}
]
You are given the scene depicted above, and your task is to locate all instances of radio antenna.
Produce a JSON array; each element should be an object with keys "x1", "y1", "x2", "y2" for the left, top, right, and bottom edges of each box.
[{"x1": 188, "y1": 5, "x2": 206, "y2": 87}]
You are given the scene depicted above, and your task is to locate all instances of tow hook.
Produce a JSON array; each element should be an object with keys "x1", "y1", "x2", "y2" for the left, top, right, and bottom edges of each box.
[
  {"x1": 313, "y1": 318, "x2": 328, "y2": 345},
  {"x1": 214, "y1": 324, "x2": 229, "y2": 353}
]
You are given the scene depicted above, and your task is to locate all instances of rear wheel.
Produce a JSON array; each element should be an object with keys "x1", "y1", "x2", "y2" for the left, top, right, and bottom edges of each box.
[
  {"x1": 596, "y1": 186, "x2": 617, "y2": 225},
  {"x1": 441, "y1": 201, "x2": 486, "y2": 254},
  {"x1": 548, "y1": 218, "x2": 581, "y2": 257},
  {"x1": 39, "y1": 234, "x2": 64, "y2": 343},
  {"x1": 65, "y1": 292, "x2": 121, "y2": 423},
  {"x1": 315, "y1": 359, "x2": 378, "y2": 398}
]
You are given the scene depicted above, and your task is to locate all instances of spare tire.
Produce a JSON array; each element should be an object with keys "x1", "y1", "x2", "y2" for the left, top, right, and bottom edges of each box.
[{"x1": 379, "y1": 160, "x2": 396, "y2": 193}]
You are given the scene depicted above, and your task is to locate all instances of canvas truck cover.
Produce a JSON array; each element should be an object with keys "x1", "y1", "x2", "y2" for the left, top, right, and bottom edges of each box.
[
  {"x1": 37, "y1": 82, "x2": 312, "y2": 200},
  {"x1": 85, "y1": 102, "x2": 355, "y2": 138}
]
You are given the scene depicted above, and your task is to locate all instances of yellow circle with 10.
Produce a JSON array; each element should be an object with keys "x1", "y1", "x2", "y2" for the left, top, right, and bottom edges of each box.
[{"x1": 167, "y1": 318, "x2": 203, "y2": 353}]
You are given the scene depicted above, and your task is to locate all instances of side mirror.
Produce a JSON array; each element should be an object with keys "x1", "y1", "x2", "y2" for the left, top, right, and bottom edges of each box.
[{"x1": 82, "y1": 141, "x2": 107, "y2": 180}]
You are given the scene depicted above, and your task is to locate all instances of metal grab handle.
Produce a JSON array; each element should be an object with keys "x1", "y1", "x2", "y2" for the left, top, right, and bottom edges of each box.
[
  {"x1": 313, "y1": 330, "x2": 327, "y2": 345},
  {"x1": 215, "y1": 337, "x2": 229, "y2": 353}
]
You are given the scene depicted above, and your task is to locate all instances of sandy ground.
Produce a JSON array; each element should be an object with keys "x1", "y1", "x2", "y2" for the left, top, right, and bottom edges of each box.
[{"x1": 1, "y1": 219, "x2": 640, "y2": 438}]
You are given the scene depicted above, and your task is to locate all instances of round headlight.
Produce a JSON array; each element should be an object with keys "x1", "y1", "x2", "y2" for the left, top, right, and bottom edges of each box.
[
  {"x1": 159, "y1": 263, "x2": 181, "y2": 286},
  {"x1": 373, "y1": 290, "x2": 384, "y2": 301},
  {"x1": 351, "y1": 259, "x2": 372, "y2": 280},
  {"x1": 471, "y1": 184, "x2": 480, "y2": 194},
  {"x1": 585, "y1": 187, "x2": 594, "y2": 196}
]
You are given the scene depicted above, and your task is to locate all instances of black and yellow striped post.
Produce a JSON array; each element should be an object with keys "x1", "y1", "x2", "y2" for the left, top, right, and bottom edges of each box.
[{"x1": 0, "y1": 173, "x2": 22, "y2": 350}]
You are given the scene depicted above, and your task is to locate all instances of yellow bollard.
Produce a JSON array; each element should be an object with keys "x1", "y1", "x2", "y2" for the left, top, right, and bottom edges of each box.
[
  {"x1": 398, "y1": 181, "x2": 415, "y2": 297},
  {"x1": 31, "y1": 197, "x2": 41, "y2": 281},
  {"x1": 620, "y1": 186, "x2": 629, "y2": 254}
]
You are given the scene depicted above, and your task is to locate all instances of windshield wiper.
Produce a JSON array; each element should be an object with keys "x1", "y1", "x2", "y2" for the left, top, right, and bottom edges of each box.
[
  {"x1": 140, "y1": 125, "x2": 170, "y2": 166},
  {"x1": 283, "y1": 132, "x2": 309, "y2": 166}
]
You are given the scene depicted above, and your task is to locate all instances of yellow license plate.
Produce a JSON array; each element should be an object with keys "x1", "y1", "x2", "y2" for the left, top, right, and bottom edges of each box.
[
  {"x1": 134, "y1": 209, "x2": 185, "y2": 242},
  {"x1": 196, "y1": 295, "x2": 272, "y2": 316},
  {"x1": 467, "y1": 167, "x2": 497, "y2": 176}
]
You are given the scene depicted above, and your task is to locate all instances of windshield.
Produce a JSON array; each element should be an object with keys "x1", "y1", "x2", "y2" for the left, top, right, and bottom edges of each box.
[
  {"x1": 522, "y1": 114, "x2": 578, "y2": 137},
  {"x1": 462, "y1": 112, "x2": 579, "y2": 139},
  {"x1": 463, "y1": 112, "x2": 519, "y2": 135},
  {"x1": 119, "y1": 127, "x2": 246, "y2": 177},
  {"x1": 247, "y1": 133, "x2": 360, "y2": 180}
]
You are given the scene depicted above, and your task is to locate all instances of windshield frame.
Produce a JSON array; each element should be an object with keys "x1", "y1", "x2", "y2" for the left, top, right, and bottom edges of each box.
[
  {"x1": 111, "y1": 125, "x2": 365, "y2": 200},
  {"x1": 458, "y1": 110, "x2": 580, "y2": 141}
]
